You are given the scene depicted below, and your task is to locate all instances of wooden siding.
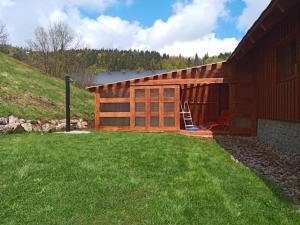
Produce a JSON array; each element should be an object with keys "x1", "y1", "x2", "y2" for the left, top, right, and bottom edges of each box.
[
  {"x1": 228, "y1": 5, "x2": 300, "y2": 136},
  {"x1": 230, "y1": 49, "x2": 257, "y2": 135},
  {"x1": 255, "y1": 6, "x2": 300, "y2": 122}
]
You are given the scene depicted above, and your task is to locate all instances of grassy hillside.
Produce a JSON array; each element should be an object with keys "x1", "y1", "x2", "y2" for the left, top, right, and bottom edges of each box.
[{"x1": 0, "y1": 53, "x2": 94, "y2": 120}]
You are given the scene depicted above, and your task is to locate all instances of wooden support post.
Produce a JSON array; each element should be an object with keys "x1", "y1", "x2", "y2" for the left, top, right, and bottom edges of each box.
[
  {"x1": 65, "y1": 76, "x2": 71, "y2": 132},
  {"x1": 95, "y1": 87, "x2": 100, "y2": 130},
  {"x1": 130, "y1": 85, "x2": 135, "y2": 129}
]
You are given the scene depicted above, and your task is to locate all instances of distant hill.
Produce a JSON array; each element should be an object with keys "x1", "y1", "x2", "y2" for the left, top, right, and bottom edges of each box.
[{"x1": 0, "y1": 53, "x2": 94, "y2": 120}]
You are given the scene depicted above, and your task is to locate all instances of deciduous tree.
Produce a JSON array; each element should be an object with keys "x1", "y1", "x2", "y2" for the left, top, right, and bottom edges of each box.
[{"x1": 0, "y1": 22, "x2": 8, "y2": 45}]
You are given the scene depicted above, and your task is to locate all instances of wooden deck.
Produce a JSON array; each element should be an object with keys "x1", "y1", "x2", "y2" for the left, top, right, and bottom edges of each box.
[{"x1": 178, "y1": 129, "x2": 230, "y2": 137}]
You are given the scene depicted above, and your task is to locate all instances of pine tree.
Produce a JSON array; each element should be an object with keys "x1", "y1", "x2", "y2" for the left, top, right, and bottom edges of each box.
[{"x1": 193, "y1": 53, "x2": 201, "y2": 66}]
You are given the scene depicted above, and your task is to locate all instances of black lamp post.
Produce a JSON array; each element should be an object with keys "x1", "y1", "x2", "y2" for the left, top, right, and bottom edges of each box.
[{"x1": 65, "y1": 75, "x2": 71, "y2": 132}]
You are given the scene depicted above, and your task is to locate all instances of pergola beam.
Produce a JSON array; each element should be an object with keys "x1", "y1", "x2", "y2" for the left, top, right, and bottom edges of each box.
[{"x1": 132, "y1": 78, "x2": 234, "y2": 86}]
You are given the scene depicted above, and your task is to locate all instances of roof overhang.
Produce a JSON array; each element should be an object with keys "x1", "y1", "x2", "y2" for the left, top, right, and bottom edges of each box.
[
  {"x1": 229, "y1": 0, "x2": 299, "y2": 62},
  {"x1": 87, "y1": 61, "x2": 227, "y2": 92}
]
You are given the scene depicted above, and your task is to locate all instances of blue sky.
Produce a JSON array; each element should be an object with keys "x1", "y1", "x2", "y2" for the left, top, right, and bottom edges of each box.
[
  {"x1": 81, "y1": 0, "x2": 247, "y2": 40},
  {"x1": 216, "y1": 0, "x2": 246, "y2": 39},
  {"x1": 0, "y1": 0, "x2": 271, "y2": 57}
]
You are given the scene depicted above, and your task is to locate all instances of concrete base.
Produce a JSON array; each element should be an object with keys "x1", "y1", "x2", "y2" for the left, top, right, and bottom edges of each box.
[
  {"x1": 56, "y1": 131, "x2": 91, "y2": 135},
  {"x1": 257, "y1": 119, "x2": 300, "y2": 153}
]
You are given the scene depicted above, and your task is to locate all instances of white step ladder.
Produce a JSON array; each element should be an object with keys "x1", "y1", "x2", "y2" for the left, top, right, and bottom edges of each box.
[{"x1": 180, "y1": 101, "x2": 198, "y2": 131}]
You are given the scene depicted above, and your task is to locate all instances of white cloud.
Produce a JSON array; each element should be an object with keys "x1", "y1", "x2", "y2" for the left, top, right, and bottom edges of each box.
[
  {"x1": 159, "y1": 34, "x2": 238, "y2": 57},
  {"x1": 73, "y1": 14, "x2": 142, "y2": 49},
  {"x1": 0, "y1": 0, "x2": 240, "y2": 57},
  {"x1": 238, "y1": 0, "x2": 271, "y2": 31},
  {"x1": 138, "y1": 0, "x2": 229, "y2": 50},
  {"x1": 0, "y1": 0, "x2": 14, "y2": 7},
  {"x1": 0, "y1": 0, "x2": 121, "y2": 46}
]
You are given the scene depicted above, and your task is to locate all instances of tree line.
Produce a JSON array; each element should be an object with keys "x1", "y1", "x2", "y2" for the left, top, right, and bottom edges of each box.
[{"x1": 0, "y1": 21, "x2": 231, "y2": 86}]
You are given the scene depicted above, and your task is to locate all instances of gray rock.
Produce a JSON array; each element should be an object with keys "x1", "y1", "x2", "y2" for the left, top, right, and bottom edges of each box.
[
  {"x1": 71, "y1": 119, "x2": 79, "y2": 125},
  {"x1": 21, "y1": 123, "x2": 33, "y2": 132},
  {"x1": 42, "y1": 123, "x2": 56, "y2": 133},
  {"x1": 11, "y1": 124, "x2": 25, "y2": 133},
  {"x1": 8, "y1": 115, "x2": 20, "y2": 124},
  {"x1": 77, "y1": 121, "x2": 88, "y2": 130},
  {"x1": 50, "y1": 120, "x2": 59, "y2": 125},
  {"x1": 1, "y1": 115, "x2": 88, "y2": 133},
  {"x1": 0, "y1": 117, "x2": 8, "y2": 125},
  {"x1": 56, "y1": 123, "x2": 66, "y2": 131},
  {"x1": 0, "y1": 124, "x2": 25, "y2": 134},
  {"x1": 32, "y1": 124, "x2": 42, "y2": 132},
  {"x1": 0, "y1": 125, "x2": 7, "y2": 133}
]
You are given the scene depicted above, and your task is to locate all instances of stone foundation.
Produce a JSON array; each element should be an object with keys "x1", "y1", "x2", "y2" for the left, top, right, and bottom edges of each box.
[{"x1": 257, "y1": 119, "x2": 300, "y2": 153}]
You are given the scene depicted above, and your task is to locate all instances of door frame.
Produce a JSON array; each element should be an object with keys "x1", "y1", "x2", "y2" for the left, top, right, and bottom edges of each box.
[{"x1": 130, "y1": 85, "x2": 180, "y2": 131}]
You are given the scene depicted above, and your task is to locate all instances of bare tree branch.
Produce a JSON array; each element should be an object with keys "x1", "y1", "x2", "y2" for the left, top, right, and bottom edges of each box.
[
  {"x1": 0, "y1": 22, "x2": 8, "y2": 45},
  {"x1": 27, "y1": 27, "x2": 50, "y2": 72},
  {"x1": 28, "y1": 21, "x2": 86, "y2": 77},
  {"x1": 49, "y1": 22, "x2": 74, "y2": 52},
  {"x1": 28, "y1": 27, "x2": 49, "y2": 52}
]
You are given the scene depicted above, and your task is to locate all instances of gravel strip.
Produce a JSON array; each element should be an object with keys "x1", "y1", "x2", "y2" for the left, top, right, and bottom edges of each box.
[{"x1": 215, "y1": 136, "x2": 300, "y2": 205}]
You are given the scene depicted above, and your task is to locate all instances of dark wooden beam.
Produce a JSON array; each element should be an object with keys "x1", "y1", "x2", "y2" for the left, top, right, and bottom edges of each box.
[{"x1": 132, "y1": 78, "x2": 234, "y2": 86}]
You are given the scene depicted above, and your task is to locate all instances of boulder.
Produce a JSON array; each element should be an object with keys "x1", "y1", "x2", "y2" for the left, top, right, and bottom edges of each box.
[
  {"x1": 32, "y1": 124, "x2": 42, "y2": 132},
  {"x1": 71, "y1": 119, "x2": 79, "y2": 125},
  {"x1": 21, "y1": 123, "x2": 33, "y2": 132},
  {"x1": 59, "y1": 119, "x2": 66, "y2": 123},
  {"x1": 19, "y1": 119, "x2": 25, "y2": 124},
  {"x1": 0, "y1": 125, "x2": 7, "y2": 133},
  {"x1": 11, "y1": 124, "x2": 25, "y2": 133},
  {"x1": 77, "y1": 121, "x2": 88, "y2": 130},
  {"x1": 8, "y1": 115, "x2": 20, "y2": 124},
  {"x1": 0, "y1": 117, "x2": 8, "y2": 125},
  {"x1": 0, "y1": 124, "x2": 25, "y2": 134},
  {"x1": 56, "y1": 123, "x2": 66, "y2": 131},
  {"x1": 42, "y1": 123, "x2": 56, "y2": 133},
  {"x1": 50, "y1": 120, "x2": 59, "y2": 125}
]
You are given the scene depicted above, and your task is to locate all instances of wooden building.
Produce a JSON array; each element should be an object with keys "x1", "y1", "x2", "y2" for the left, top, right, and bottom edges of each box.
[
  {"x1": 88, "y1": 0, "x2": 300, "y2": 142},
  {"x1": 87, "y1": 62, "x2": 235, "y2": 135}
]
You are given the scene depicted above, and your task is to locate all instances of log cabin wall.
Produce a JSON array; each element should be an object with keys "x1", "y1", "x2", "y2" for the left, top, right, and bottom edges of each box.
[{"x1": 254, "y1": 6, "x2": 300, "y2": 123}]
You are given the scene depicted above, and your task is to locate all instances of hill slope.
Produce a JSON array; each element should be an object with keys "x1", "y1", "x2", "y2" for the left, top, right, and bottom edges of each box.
[{"x1": 0, "y1": 53, "x2": 94, "y2": 120}]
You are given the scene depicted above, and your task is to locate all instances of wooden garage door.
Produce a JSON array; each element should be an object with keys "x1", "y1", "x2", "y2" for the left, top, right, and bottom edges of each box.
[{"x1": 130, "y1": 85, "x2": 180, "y2": 131}]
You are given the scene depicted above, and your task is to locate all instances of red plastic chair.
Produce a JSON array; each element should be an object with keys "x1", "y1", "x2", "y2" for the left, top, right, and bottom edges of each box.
[{"x1": 208, "y1": 110, "x2": 229, "y2": 129}]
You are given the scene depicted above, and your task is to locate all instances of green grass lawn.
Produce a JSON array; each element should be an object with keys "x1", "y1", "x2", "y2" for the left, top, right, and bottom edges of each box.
[
  {"x1": 0, "y1": 132, "x2": 299, "y2": 225},
  {"x1": 0, "y1": 53, "x2": 94, "y2": 120}
]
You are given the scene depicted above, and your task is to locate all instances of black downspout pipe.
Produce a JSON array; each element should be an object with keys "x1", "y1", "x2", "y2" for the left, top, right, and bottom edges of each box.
[{"x1": 65, "y1": 75, "x2": 71, "y2": 132}]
